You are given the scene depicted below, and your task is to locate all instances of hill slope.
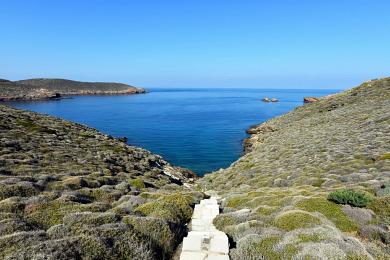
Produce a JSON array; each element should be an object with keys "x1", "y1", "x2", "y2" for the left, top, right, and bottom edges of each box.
[
  {"x1": 0, "y1": 105, "x2": 200, "y2": 259},
  {"x1": 17, "y1": 78, "x2": 146, "y2": 95},
  {"x1": 0, "y1": 79, "x2": 60, "y2": 101},
  {"x1": 201, "y1": 78, "x2": 390, "y2": 259},
  {"x1": 0, "y1": 78, "x2": 145, "y2": 101}
]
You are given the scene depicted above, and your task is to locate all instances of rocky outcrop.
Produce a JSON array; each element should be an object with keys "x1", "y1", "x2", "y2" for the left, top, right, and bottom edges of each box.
[
  {"x1": 303, "y1": 97, "x2": 321, "y2": 103},
  {"x1": 243, "y1": 124, "x2": 276, "y2": 153}
]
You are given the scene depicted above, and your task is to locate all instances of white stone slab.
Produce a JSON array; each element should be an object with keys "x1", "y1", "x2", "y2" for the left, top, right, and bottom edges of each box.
[
  {"x1": 180, "y1": 251, "x2": 207, "y2": 260},
  {"x1": 206, "y1": 254, "x2": 230, "y2": 260},
  {"x1": 182, "y1": 234, "x2": 202, "y2": 251},
  {"x1": 210, "y1": 235, "x2": 229, "y2": 254}
]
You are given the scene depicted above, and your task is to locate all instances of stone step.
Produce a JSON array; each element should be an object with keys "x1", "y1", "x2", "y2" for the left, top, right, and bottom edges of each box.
[{"x1": 180, "y1": 196, "x2": 229, "y2": 260}]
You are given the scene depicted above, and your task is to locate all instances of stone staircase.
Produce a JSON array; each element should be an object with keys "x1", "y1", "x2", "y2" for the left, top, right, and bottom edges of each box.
[{"x1": 180, "y1": 197, "x2": 229, "y2": 260}]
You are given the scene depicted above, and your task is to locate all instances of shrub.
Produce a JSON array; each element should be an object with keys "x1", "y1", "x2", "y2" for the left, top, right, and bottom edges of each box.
[
  {"x1": 123, "y1": 215, "x2": 184, "y2": 257},
  {"x1": 273, "y1": 210, "x2": 321, "y2": 231},
  {"x1": 128, "y1": 178, "x2": 145, "y2": 190},
  {"x1": 367, "y1": 196, "x2": 390, "y2": 225},
  {"x1": 213, "y1": 214, "x2": 239, "y2": 231},
  {"x1": 0, "y1": 231, "x2": 47, "y2": 259},
  {"x1": 230, "y1": 234, "x2": 297, "y2": 260},
  {"x1": 0, "y1": 183, "x2": 38, "y2": 200},
  {"x1": 296, "y1": 197, "x2": 358, "y2": 232},
  {"x1": 134, "y1": 192, "x2": 194, "y2": 223},
  {"x1": 63, "y1": 212, "x2": 120, "y2": 230},
  {"x1": 328, "y1": 189, "x2": 372, "y2": 207}
]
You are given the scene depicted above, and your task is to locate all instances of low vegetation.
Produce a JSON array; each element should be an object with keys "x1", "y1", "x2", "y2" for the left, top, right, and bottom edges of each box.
[
  {"x1": 202, "y1": 78, "x2": 390, "y2": 259},
  {"x1": 328, "y1": 189, "x2": 372, "y2": 207},
  {"x1": 0, "y1": 105, "x2": 200, "y2": 259}
]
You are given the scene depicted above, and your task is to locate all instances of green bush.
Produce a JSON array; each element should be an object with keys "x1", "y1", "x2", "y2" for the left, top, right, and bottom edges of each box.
[
  {"x1": 296, "y1": 197, "x2": 358, "y2": 232},
  {"x1": 328, "y1": 189, "x2": 372, "y2": 207},
  {"x1": 273, "y1": 210, "x2": 321, "y2": 231},
  {"x1": 134, "y1": 192, "x2": 194, "y2": 223}
]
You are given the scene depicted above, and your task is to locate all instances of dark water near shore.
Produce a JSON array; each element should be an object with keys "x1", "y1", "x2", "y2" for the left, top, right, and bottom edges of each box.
[{"x1": 7, "y1": 88, "x2": 338, "y2": 175}]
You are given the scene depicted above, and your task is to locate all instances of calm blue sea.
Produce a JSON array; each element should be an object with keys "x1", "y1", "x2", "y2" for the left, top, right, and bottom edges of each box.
[{"x1": 7, "y1": 88, "x2": 338, "y2": 175}]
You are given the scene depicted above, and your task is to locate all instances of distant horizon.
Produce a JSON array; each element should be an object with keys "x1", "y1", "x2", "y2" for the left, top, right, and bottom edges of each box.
[
  {"x1": 1, "y1": 1, "x2": 389, "y2": 89},
  {"x1": 0, "y1": 75, "x2": 377, "y2": 90}
]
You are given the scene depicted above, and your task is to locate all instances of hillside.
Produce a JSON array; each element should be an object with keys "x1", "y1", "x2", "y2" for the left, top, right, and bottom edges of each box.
[
  {"x1": 0, "y1": 105, "x2": 201, "y2": 259},
  {"x1": 201, "y1": 78, "x2": 390, "y2": 259},
  {"x1": 0, "y1": 79, "x2": 60, "y2": 101},
  {"x1": 0, "y1": 78, "x2": 145, "y2": 101},
  {"x1": 17, "y1": 78, "x2": 146, "y2": 95}
]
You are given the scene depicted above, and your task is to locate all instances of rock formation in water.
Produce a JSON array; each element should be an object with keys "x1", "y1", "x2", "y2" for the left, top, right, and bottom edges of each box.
[
  {"x1": 262, "y1": 97, "x2": 279, "y2": 102},
  {"x1": 201, "y1": 77, "x2": 390, "y2": 259}
]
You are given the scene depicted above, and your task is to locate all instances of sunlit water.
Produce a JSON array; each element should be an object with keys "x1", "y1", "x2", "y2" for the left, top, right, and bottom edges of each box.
[{"x1": 7, "y1": 88, "x2": 338, "y2": 175}]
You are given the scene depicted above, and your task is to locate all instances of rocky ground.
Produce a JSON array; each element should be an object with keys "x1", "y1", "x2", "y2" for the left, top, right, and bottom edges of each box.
[
  {"x1": 0, "y1": 105, "x2": 202, "y2": 259},
  {"x1": 201, "y1": 78, "x2": 390, "y2": 259},
  {"x1": 0, "y1": 78, "x2": 145, "y2": 101}
]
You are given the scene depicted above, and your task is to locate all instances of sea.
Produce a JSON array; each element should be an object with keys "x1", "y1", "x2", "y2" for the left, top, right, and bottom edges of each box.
[{"x1": 7, "y1": 88, "x2": 339, "y2": 176}]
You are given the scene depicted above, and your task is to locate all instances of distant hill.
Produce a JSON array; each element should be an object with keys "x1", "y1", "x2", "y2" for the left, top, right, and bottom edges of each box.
[
  {"x1": 0, "y1": 78, "x2": 145, "y2": 101},
  {"x1": 17, "y1": 78, "x2": 146, "y2": 94},
  {"x1": 0, "y1": 79, "x2": 60, "y2": 101}
]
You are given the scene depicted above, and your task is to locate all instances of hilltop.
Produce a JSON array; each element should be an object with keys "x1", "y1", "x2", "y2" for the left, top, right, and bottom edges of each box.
[
  {"x1": 17, "y1": 78, "x2": 146, "y2": 95},
  {"x1": 0, "y1": 78, "x2": 145, "y2": 101},
  {"x1": 0, "y1": 105, "x2": 200, "y2": 259},
  {"x1": 201, "y1": 78, "x2": 390, "y2": 259}
]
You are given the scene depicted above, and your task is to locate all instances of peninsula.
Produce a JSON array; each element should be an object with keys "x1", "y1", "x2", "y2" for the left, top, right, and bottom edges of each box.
[{"x1": 0, "y1": 78, "x2": 146, "y2": 101}]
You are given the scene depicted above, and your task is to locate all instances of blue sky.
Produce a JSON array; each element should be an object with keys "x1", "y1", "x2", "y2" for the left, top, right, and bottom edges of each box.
[{"x1": 1, "y1": 0, "x2": 389, "y2": 89}]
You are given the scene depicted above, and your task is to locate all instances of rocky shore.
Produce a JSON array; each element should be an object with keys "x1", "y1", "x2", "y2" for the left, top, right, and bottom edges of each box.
[{"x1": 0, "y1": 78, "x2": 146, "y2": 101}]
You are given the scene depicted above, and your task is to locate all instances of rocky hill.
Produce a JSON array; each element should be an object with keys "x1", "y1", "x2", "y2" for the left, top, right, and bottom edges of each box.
[
  {"x1": 0, "y1": 79, "x2": 60, "y2": 101},
  {"x1": 0, "y1": 78, "x2": 145, "y2": 101},
  {"x1": 201, "y1": 78, "x2": 390, "y2": 259},
  {"x1": 17, "y1": 78, "x2": 146, "y2": 95},
  {"x1": 0, "y1": 105, "x2": 201, "y2": 259}
]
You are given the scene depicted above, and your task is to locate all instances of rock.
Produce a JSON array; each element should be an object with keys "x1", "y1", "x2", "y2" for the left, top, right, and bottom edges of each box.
[
  {"x1": 262, "y1": 97, "x2": 279, "y2": 102},
  {"x1": 304, "y1": 97, "x2": 320, "y2": 103}
]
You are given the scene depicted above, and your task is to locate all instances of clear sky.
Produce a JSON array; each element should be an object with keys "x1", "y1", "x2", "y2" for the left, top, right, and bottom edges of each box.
[{"x1": 1, "y1": 0, "x2": 389, "y2": 89}]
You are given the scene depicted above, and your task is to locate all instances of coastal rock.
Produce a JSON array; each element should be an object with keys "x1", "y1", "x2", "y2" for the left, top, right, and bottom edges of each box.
[
  {"x1": 304, "y1": 97, "x2": 320, "y2": 103},
  {"x1": 262, "y1": 97, "x2": 279, "y2": 102}
]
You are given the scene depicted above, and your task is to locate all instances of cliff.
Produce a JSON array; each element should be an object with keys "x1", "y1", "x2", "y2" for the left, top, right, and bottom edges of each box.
[
  {"x1": 0, "y1": 104, "x2": 200, "y2": 259},
  {"x1": 201, "y1": 78, "x2": 390, "y2": 259}
]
